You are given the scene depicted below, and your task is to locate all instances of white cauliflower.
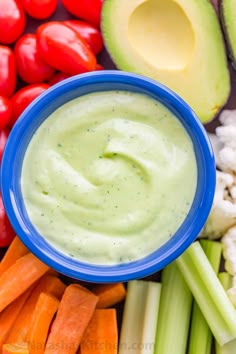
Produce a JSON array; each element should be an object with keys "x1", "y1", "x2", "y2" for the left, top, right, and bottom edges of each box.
[
  {"x1": 206, "y1": 110, "x2": 236, "y2": 304},
  {"x1": 201, "y1": 171, "x2": 236, "y2": 239},
  {"x1": 201, "y1": 109, "x2": 236, "y2": 239},
  {"x1": 222, "y1": 226, "x2": 236, "y2": 275},
  {"x1": 214, "y1": 109, "x2": 236, "y2": 173},
  {"x1": 222, "y1": 227, "x2": 236, "y2": 306},
  {"x1": 208, "y1": 133, "x2": 223, "y2": 169}
]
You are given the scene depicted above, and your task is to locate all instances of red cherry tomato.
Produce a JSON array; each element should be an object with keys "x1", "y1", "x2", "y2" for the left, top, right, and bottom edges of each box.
[
  {"x1": 10, "y1": 83, "x2": 49, "y2": 126},
  {"x1": 48, "y1": 72, "x2": 71, "y2": 86},
  {"x1": 0, "y1": 194, "x2": 15, "y2": 247},
  {"x1": 61, "y1": 0, "x2": 103, "y2": 28},
  {"x1": 0, "y1": 0, "x2": 26, "y2": 44},
  {"x1": 64, "y1": 20, "x2": 103, "y2": 54},
  {"x1": 21, "y1": 0, "x2": 58, "y2": 20},
  {"x1": 0, "y1": 97, "x2": 12, "y2": 130},
  {"x1": 15, "y1": 34, "x2": 55, "y2": 84},
  {"x1": 0, "y1": 128, "x2": 9, "y2": 164},
  {"x1": 96, "y1": 64, "x2": 105, "y2": 71},
  {"x1": 0, "y1": 46, "x2": 16, "y2": 98},
  {"x1": 36, "y1": 22, "x2": 96, "y2": 75}
]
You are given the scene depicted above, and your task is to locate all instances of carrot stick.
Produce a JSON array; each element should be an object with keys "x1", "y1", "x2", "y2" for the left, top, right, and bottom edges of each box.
[
  {"x1": 27, "y1": 293, "x2": 59, "y2": 354},
  {"x1": 0, "y1": 236, "x2": 29, "y2": 276},
  {"x1": 7, "y1": 275, "x2": 66, "y2": 344},
  {"x1": 0, "y1": 287, "x2": 33, "y2": 348},
  {"x1": 2, "y1": 343, "x2": 29, "y2": 354},
  {"x1": 28, "y1": 275, "x2": 66, "y2": 301},
  {"x1": 45, "y1": 284, "x2": 98, "y2": 354},
  {"x1": 46, "y1": 269, "x2": 59, "y2": 277},
  {"x1": 80, "y1": 309, "x2": 118, "y2": 354},
  {"x1": 93, "y1": 283, "x2": 126, "y2": 308},
  {"x1": 0, "y1": 253, "x2": 49, "y2": 312}
]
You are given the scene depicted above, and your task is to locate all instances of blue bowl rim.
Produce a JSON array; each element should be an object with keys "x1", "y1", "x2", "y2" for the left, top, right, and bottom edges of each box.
[{"x1": 1, "y1": 71, "x2": 216, "y2": 282}]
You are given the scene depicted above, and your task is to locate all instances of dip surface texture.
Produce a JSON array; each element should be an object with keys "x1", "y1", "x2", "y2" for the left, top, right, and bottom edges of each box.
[{"x1": 21, "y1": 91, "x2": 197, "y2": 264}]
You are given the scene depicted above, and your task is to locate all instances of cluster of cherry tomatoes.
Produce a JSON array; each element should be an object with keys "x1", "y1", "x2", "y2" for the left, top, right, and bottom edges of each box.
[{"x1": 0, "y1": 0, "x2": 104, "y2": 247}]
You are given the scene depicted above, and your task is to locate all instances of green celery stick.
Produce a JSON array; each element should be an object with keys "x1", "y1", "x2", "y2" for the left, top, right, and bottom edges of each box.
[
  {"x1": 216, "y1": 272, "x2": 236, "y2": 354},
  {"x1": 154, "y1": 262, "x2": 192, "y2": 354},
  {"x1": 189, "y1": 240, "x2": 222, "y2": 354},
  {"x1": 176, "y1": 241, "x2": 236, "y2": 345},
  {"x1": 218, "y1": 273, "x2": 233, "y2": 291},
  {"x1": 119, "y1": 280, "x2": 161, "y2": 354},
  {"x1": 119, "y1": 281, "x2": 147, "y2": 354},
  {"x1": 216, "y1": 338, "x2": 236, "y2": 354},
  {"x1": 141, "y1": 282, "x2": 162, "y2": 354}
]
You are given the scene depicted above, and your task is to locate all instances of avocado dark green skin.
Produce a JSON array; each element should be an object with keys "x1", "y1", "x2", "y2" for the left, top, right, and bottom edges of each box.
[{"x1": 219, "y1": 0, "x2": 236, "y2": 71}]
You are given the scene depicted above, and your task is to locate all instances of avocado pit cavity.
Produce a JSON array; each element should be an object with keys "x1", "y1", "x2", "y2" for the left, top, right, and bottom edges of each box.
[{"x1": 128, "y1": 0, "x2": 195, "y2": 71}]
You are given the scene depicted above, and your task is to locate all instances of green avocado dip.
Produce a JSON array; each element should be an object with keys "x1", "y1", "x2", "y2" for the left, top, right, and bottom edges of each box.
[{"x1": 21, "y1": 90, "x2": 197, "y2": 265}]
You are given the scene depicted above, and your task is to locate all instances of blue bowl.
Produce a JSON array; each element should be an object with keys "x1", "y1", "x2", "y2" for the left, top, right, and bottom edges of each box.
[{"x1": 1, "y1": 71, "x2": 215, "y2": 282}]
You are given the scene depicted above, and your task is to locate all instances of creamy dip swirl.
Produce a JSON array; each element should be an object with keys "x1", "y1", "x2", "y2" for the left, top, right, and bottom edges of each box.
[{"x1": 21, "y1": 91, "x2": 197, "y2": 264}]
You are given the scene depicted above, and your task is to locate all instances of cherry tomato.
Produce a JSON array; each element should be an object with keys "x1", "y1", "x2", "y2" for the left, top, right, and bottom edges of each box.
[
  {"x1": 64, "y1": 20, "x2": 103, "y2": 54},
  {"x1": 10, "y1": 83, "x2": 49, "y2": 126},
  {"x1": 0, "y1": 128, "x2": 9, "y2": 164},
  {"x1": 0, "y1": 194, "x2": 15, "y2": 247},
  {"x1": 0, "y1": 0, "x2": 26, "y2": 44},
  {"x1": 96, "y1": 64, "x2": 105, "y2": 71},
  {"x1": 48, "y1": 72, "x2": 71, "y2": 86},
  {"x1": 0, "y1": 97, "x2": 12, "y2": 130},
  {"x1": 36, "y1": 22, "x2": 96, "y2": 75},
  {"x1": 0, "y1": 46, "x2": 16, "y2": 98},
  {"x1": 21, "y1": 0, "x2": 58, "y2": 20},
  {"x1": 61, "y1": 0, "x2": 103, "y2": 28},
  {"x1": 15, "y1": 34, "x2": 55, "y2": 84}
]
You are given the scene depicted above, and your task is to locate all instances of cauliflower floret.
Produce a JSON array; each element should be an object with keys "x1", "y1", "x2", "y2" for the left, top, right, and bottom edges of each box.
[
  {"x1": 222, "y1": 226, "x2": 236, "y2": 275},
  {"x1": 208, "y1": 133, "x2": 223, "y2": 168},
  {"x1": 219, "y1": 109, "x2": 236, "y2": 127},
  {"x1": 222, "y1": 226, "x2": 236, "y2": 306},
  {"x1": 201, "y1": 171, "x2": 236, "y2": 239},
  {"x1": 205, "y1": 110, "x2": 236, "y2": 303},
  {"x1": 214, "y1": 110, "x2": 236, "y2": 173}
]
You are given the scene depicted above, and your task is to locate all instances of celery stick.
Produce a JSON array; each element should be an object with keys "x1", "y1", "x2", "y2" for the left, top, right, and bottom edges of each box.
[
  {"x1": 154, "y1": 263, "x2": 192, "y2": 354},
  {"x1": 119, "y1": 281, "x2": 146, "y2": 354},
  {"x1": 189, "y1": 240, "x2": 222, "y2": 354},
  {"x1": 119, "y1": 280, "x2": 161, "y2": 354},
  {"x1": 201, "y1": 240, "x2": 222, "y2": 273},
  {"x1": 141, "y1": 282, "x2": 162, "y2": 354},
  {"x1": 216, "y1": 272, "x2": 236, "y2": 354},
  {"x1": 176, "y1": 241, "x2": 236, "y2": 345},
  {"x1": 227, "y1": 287, "x2": 236, "y2": 307},
  {"x1": 216, "y1": 338, "x2": 236, "y2": 354},
  {"x1": 218, "y1": 273, "x2": 233, "y2": 291}
]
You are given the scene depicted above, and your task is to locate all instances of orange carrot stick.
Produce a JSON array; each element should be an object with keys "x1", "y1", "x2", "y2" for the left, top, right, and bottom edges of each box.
[
  {"x1": 0, "y1": 253, "x2": 49, "y2": 312},
  {"x1": 93, "y1": 283, "x2": 126, "y2": 308},
  {"x1": 27, "y1": 275, "x2": 66, "y2": 302},
  {"x1": 0, "y1": 236, "x2": 29, "y2": 276},
  {"x1": 7, "y1": 275, "x2": 66, "y2": 344},
  {"x1": 27, "y1": 293, "x2": 59, "y2": 354},
  {"x1": 46, "y1": 269, "x2": 59, "y2": 277},
  {"x1": 2, "y1": 343, "x2": 29, "y2": 354},
  {"x1": 45, "y1": 284, "x2": 98, "y2": 354},
  {"x1": 80, "y1": 309, "x2": 118, "y2": 354},
  {"x1": 0, "y1": 287, "x2": 33, "y2": 348}
]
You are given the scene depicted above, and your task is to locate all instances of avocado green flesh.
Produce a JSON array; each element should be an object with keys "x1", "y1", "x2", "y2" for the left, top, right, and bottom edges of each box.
[
  {"x1": 101, "y1": 0, "x2": 230, "y2": 123},
  {"x1": 221, "y1": 0, "x2": 236, "y2": 66},
  {"x1": 21, "y1": 91, "x2": 197, "y2": 265}
]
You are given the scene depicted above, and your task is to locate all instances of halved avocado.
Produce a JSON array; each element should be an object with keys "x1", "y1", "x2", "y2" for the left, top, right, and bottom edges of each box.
[
  {"x1": 221, "y1": 0, "x2": 236, "y2": 69},
  {"x1": 101, "y1": 0, "x2": 230, "y2": 123}
]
